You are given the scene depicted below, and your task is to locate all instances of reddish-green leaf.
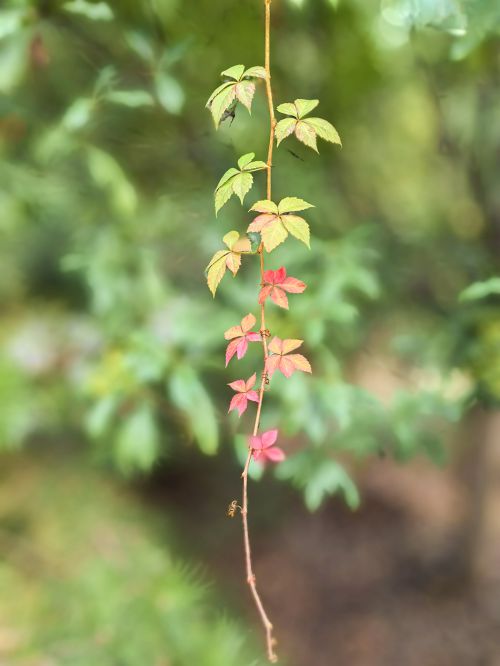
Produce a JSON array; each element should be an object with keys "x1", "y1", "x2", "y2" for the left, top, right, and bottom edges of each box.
[
  {"x1": 305, "y1": 117, "x2": 342, "y2": 146},
  {"x1": 275, "y1": 118, "x2": 297, "y2": 146},
  {"x1": 295, "y1": 120, "x2": 318, "y2": 152},
  {"x1": 235, "y1": 80, "x2": 255, "y2": 111}
]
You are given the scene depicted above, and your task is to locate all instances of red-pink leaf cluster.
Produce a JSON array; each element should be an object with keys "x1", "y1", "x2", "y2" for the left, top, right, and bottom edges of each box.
[
  {"x1": 250, "y1": 429, "x2": 285, "y2": 463},
  {"x1": 228, "y1": 373, "x2": 259, "y2": 416},
  {"x1": 224, "y1": 313, "x2": 261, "y2": 366},
  {"x1": 259, "y1": 266, "x2": 306, "y2": 309},
  {"x1": 265, "y1": 337, "x2": 312, "y2": 378}
]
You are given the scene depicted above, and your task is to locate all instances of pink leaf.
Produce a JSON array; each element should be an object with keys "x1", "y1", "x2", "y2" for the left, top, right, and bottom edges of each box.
[
  {"x1": 268, "y1": 336, "x2": 283, "y2": 355},
  {"x1": 247, "y1": 390, "x2": 259, "y2": 402},
  {"x1": 249, "y1": 429, "x2": 285, "y2": 464},
  {"x1": 269, "y1": 287, "x2": 289, "y2": 309},
  {"x1": 228, "y1": 393, "x2": 248, "y2": 416},
  {"x1": 236, "y1": 337, "x2": 248, "y2": 359},
  {"x1": 278, "y1": 356, "x2": 296, "y2": 378},
  {"x1": 246, "y1": 332, "x2": 261, "y2": 342},
  {"x1": 225, "y1": 338, "x2": 240, "y2": 366},
  {"x1": 265, "y1": 336, "x2": 311, "y2": 378},
  {"x1": 245, "y1": 373, "x2": 257, "y2": 391},
  {"x1": 258, "y1": 285, "x2": 273, "y2": 304},
  {"x1": 264, "y1": 446, "x2": 286, "y2": 462},
  {"x1": 265, "y1": 355, "x2": 281, "y2": 378},
  {"x1": 247, "y1": 213, "x2": 276, "y2": 233},
  {"x1": 261, "y1": 429, "x2": 278, "y2": 448},
  {"x1": 281, "y1": 276, "x2": 306, "y2": 294},
  {"x1": 228, "y1": 378, "x2": 246, "y2": 392}
]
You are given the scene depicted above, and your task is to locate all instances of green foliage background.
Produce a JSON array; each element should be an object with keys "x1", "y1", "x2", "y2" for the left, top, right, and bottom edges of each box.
[{"x1": 0, "y1": 0, "x2": 499, "y2": 662}]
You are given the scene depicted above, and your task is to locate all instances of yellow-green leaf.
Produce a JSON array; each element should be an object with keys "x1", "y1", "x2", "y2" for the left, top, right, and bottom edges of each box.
[
  {"x1": 232, "y1": 171, "x2": 253, "y2": 204},
  {"x1": 223, "y1": 230, "x2": 240, "y2": 249},
  {"x1": 250, "y1": 199, "x2": 279, "y2": 214},
  {"x1": 282, "y1": 214, "x2": 310, "y2": 248},
  {"x1": 206, "y1": 250, "x2": 228, "y2": 296},
  {"x1": 261, "y1": 219, "x2": 288, "y2": 252},
  {"x1": 278, "y1": 197, "x2": 315, "y2": 214}
]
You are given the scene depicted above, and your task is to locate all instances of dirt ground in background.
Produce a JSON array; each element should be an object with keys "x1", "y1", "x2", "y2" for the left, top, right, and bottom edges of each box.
[{"x1": 151, "y1": 446, "x2": 500, "y2": 666}]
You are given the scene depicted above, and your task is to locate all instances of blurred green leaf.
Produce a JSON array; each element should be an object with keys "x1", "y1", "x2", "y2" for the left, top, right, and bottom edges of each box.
[
  {"x1": 169, "y1": 364, "x2": 219, "y2": 455},
  {"x1": 459, "y1": 277, "x2": 500, "y2": 302},
  {"x1": 63, "y1": 0, "x2": 113, "y2": 21},
  {"x1": 115, "y1": 402, "x2": 160, "y2": 474}
]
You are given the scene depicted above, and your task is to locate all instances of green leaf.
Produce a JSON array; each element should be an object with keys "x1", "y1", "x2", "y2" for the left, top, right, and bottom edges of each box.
[
  {"x1": 209, "y1": 86, "x2": 236, "y2": 128},
  {"x1": 62, "y1": 97, "x2": 94, "y2": 131},
  {"x1": 243, "y1": 66, "x2": 267, "y2": 79},
  {"x1": 305, "y1": 117, "x2": 342, "y2": 146},
  {"x1": 206, "y1": 81, "x2": 233, "y2": 107},
  {"x1": 115, "y1": 403, "x2": 160, "y2": 475},
  {"x1": 106, "y1": 90, "x2": 155, "y2": 108},
  {"x1": 261, "y1": 219, "x2": 288, "y2": 252},
  {"x1": 250, "y1": 199, "x2": 279, "y2": 214},
  {"x1": 245, "y1": 160, "x2": 267, "y2": 171},
  {"x1": 237, "y1": 153, "x2": 255, "y2": 169},
  {"x1": 155, "y1": 72, "x2": 185, "y2": 114},
  {"x1": 247, "y1": 232, "x2": 261, "y2": 252},
  {"x1": 304, "y1": 461, "x2": 360, "y2": 511},
  {"x1": 459, "y1": 277, "x2": 500, "y2": 301},
  {"x1": 85, "y1": 395, "x2": 118, "y2": 438},
  {"x1": 221, "y1": 64, "x2": 245, "y2": 81},
  {"x1": 169, "y1": 364, "x2": 218, "y2": 455},
  {"x1": 214, "y1": 157, "x2": 265, "y2": 214},
  {"x1": 282, "y1": 214, "x2": 310, "y2": 248},
  {"x1": 63, "y1": 0, "x2": 113, "y2": 21},
  {"x1": 276, "y1": 102, "x2": 298, "y2": 117},
  {"x1": 294, "y1": 98, "x2": 319, "y2": 118},
  {"x1": 216, "y1": 167, "x2": 240, "y2": 191},
  {"x1": 275, "y1": 118, "x2": 297, "y2": 146},
  {"x1": 278, "y1": 197, "x2": 315, "y2": 214},
  {"x1": 0, "y1": 9, "x2": 27, "y2": 39},
  {"x1": 295, "y1": 120, "x2": 318, "y2": 151}
]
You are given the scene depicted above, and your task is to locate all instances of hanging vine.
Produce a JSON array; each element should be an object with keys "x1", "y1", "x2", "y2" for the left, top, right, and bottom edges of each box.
[{"x1": 205, "y1": 0, "x2": 341, "y2": 661}]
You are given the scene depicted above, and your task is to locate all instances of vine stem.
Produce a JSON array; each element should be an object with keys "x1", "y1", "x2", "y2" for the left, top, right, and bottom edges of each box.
[{"x1": 239, "y1": 0, "x2": 278, "y2": 662}]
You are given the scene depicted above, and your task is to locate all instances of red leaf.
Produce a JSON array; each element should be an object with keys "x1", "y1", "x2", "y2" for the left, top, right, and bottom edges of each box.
[{"x1": 259, "y1": 267, "x2": 306, "y2": 309}]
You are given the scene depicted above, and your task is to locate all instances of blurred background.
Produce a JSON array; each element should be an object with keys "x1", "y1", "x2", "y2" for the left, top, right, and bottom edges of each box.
[{"x1": 1, "y1": 0, "x2": 500, "y2": 664}]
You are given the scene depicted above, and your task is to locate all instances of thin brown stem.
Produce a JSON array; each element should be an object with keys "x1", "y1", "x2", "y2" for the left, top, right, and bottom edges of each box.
[{"x1": 238, "y1": 0, "x2": 278, "y2": 662}]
